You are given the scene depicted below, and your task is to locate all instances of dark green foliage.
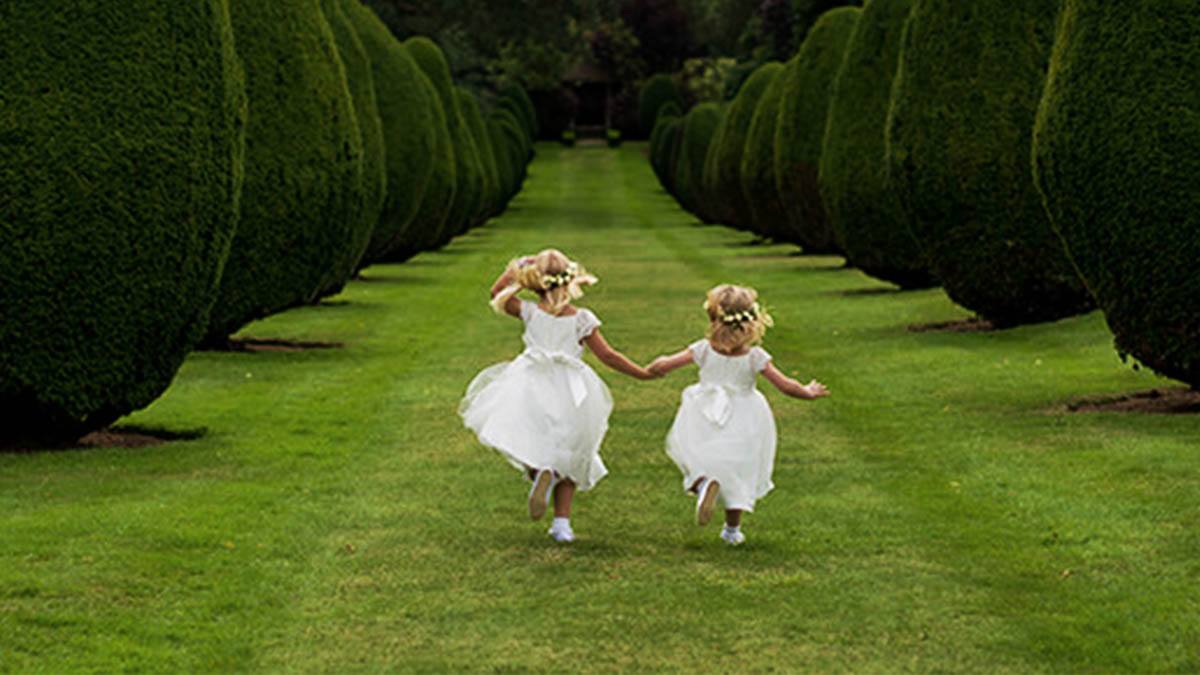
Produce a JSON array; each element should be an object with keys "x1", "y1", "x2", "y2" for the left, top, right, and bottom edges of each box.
[
  {"x1": 342, "y1": 1, "x2": 444, "y2": 262},
  {"x1": 774, "y1": 7, "x2": 859, "y2": 253},
  {"x1": 0, "y1": 0, "x2": 245, "y2": 441},
  {"x1": 638, "y1": 74, "x2": 686, "y2": 134},
  {"x1": 406, "y1": 37, "x2": 481, "y2": 244},
  {"x1": 499, "y1": 82, "x2": 539, "y2": 141},
  {"x1": 458, "y1": 88, "x2": 501, "y2": 222},
  {"x1": 1034, "y1": 0, "x2": 1200, "y2": 383},
  {"x1": 886, "y1": 0, "x2": 1091, "y2": 325},
  {"x1": 492, "y1": 109, "x2": 531, "y2": 190},
  {"x1": 818, "y1": 0, "x2": 934, "y2": 288},
  {"x1": 649, "y1": 103, "x2": 683, "y2": 194},
  {"x1": 321, "y1": 0, "x2": 385, "y2": 291},
  {"x1": 739, "y1": 67, "x2": 790, "y2": 240},
  {"x1": 205, "y1": 0, "x2": 365, "y2": 342},
  {"x1": 674, "y1": 103, "x2": 724, "y2": 221},
  {"x1": 703, "y1": 62, "x2": 782, "y2": 230},
  {"x1": 488, "y1": 118, "x2": 518, "y2": 200}
]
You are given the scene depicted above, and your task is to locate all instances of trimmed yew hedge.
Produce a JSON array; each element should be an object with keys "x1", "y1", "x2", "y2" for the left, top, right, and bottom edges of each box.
[
  {"x1": 819, "y1": 0, "x2": 934, "y2": 288},
  {"x1": 639, "y1": 74, "x2": 686, "y2": 135},
  {"x1": 342, "y1": 0, "x2": 443, "y2": 263},
  {"x1": 499, "y1": 83, "x2": 539, "y2": 145},
  {"x1": 774, "y1": 7, "x2": 859, "y2": 254},
  {"x1": 0, "y1": 0, "x2": 245, "y2": 442},
  {"x1": 703, "y1": 62, "x2": 782, "y2": 230},
  {"x1": 1034, "y1": 0, "x2": 1200, "y2": 383},
  {"x1": 204, "y1": 0, "x2": 366, "y2": 343},
  {"x1": 320, "y1": 0, "x2": 384, "y2": 291},
  {"x1": 740, "y1": 67, "x2": 790, "y2": 241},
  {"x1": 406, "y1": 37, "x2": 483, "y2": 245},
  {"x1": 650, "y1": 102, "x2": 683, "y2": 195},
  {"x1": 886, "y1": 0, "x2": 1092, "y2": 326},
  {"x1": 674, "y1": 103, "x2": 725, "y2": 222},
  {"x1": 458, "y1": 88, "x2": 501, "y2": 222}
]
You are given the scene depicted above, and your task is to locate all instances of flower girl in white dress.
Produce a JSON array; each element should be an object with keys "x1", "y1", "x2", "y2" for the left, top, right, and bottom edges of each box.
[
  {"x1": 648, "y1": 285, "x2": 829, "y2": 545},
  {"x1": 460, "y1": 249, "x2": 653, "y2": 542}
]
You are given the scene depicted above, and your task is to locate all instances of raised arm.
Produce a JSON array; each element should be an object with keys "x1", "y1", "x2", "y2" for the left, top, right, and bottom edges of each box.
[
  {"x1": 760, "y1": 362, "x2": 829, "y2": 400},
  {"x1": 646, "y1": 349, "x2": 694, "y2": 377},
  {"x1": 583, "y1": 329, "x2": 655, "y2": 380},
  {"x1": 490, "y1": 257, "x2": 532, "y2": 317}
]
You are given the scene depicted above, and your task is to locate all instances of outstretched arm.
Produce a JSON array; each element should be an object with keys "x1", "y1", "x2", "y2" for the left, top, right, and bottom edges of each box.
[
  {"x1": 761, "y1": 363, "x2": 829, "y2": 400},
  {"x1": 647, "y1": 349, "x2": 694, "y2": 377},
  {"x1": 583, "y1": 329, "x2": 655, "y2": 380}
]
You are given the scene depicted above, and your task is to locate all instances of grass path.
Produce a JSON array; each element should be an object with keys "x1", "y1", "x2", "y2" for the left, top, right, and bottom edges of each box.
[{"x1": 2, "y1": 144, "x2": 1198, "y2": 672}]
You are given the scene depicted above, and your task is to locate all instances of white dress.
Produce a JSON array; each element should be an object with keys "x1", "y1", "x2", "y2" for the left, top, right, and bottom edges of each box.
[
  {"x1": 460, "y1": 300, "x2": 613, "y2": 491},
  {"x1": 666, "y1": 339, "x2": 777, "y2": 511}
]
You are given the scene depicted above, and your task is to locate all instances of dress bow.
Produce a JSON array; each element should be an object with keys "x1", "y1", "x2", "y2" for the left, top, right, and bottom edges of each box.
[
  {"x1": 522, "y1": 349, "x2": 589, "y2": 407},
  {"x1": 695, "y1": 384, "x2": 737, "y2": 427}
]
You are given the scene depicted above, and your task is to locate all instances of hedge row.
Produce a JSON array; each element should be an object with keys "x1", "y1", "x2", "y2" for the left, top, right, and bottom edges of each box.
[
  {"x1": 0, "y1": 0, "x2": 536, "y2": 444},
  {"x1": 648, "y1": 0, "x2": 1199, "y2": 385}
]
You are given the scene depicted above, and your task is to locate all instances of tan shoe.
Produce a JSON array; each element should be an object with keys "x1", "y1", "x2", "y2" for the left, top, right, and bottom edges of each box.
[
  {"x1": 528, "y1": 468, "x2": 555, "y2": 520},
  {"x1": 695, "y1": 478, "x2": 720, "y2": 526}
]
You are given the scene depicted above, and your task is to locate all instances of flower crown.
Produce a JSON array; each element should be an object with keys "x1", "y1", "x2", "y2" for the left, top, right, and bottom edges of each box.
[
  {"x1": 720, "y1": 303, "x2": 762, "y2": 326},
  {"x1": 542, "y1": 264, "x2": 578, "y2": 290}
]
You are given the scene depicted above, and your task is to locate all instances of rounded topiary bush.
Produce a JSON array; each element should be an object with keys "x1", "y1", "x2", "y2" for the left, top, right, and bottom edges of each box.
[
  {"x1": 488, "y1": 117, "x2": 518, "y2": 201},
  {"x1": 343, "y1": 1, "x2": 444, "y2": 263},
  {"x1": 499, "y1": 82, "x2": 539, "y2": 144},
  {"x1": 674, "y1": 103, "x2": 725, "y2": 222},
  {"x1": 205, "y1": 0, "x2": 365, "y2": 343},
  {"x1": 406, "y1": 37, "x2": 482, "y2": 245},
  {"x1": 1034, "y1": 1, "x2": 1200, "y2": 383},
  {"x1": 739, "y1": 67, "x2": 790, "y2": 241},
  {"x1": 0, "y1": 0, "x2": 245, "y2": 442},
  {"x1": 639, "y1": 74, "x2": 686, "y2": 135},
  {"x1": 650, "y1": 103, "x2": 683, "y2": 194},
  {"x1": 320, "y1": 0, "x2": 384, "y2": 289},
  {"x1": 886, "y1": 0, "x2": 1092, "y2": 326},
  {"x1": 703, "y1": 62, "x2": 782, "y2": 231},
  {"x1": 818, "y1": 0, "x2": 934, "y2": 288},
  {"x1": 492, "y1": 109, "x2": 530, "y2": 192},
  {"x1": 458, "y1": 88, "x2": 501, "y2": 223},
  {"x1": 775, "y1": 7, "x2": 859, "y2": 254}
]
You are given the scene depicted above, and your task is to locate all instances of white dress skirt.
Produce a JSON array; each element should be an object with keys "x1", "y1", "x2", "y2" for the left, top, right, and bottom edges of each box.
[
  {"x1": 666, "y1": 339, "x2": 777, "y2": 511},
  {"x1": 460, "y1": 300, "x2": 613, "y2": 491}
]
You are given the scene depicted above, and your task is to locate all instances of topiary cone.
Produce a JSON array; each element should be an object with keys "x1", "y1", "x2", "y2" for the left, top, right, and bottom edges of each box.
[
  {"x1": 819, "y1": 0, "x2": 935, "y2": 289},
  {"x1": 885, "y1": 0, "x2": 1092, "y2": 326},
  {"x1": 1034, "y1": 0, "x2": 1200, "y2": 384},
  {"x1": 774, "y1": 7, "x2": 860, "y2": 254},
  {"x1": 204, "y1": 0, "x2": 366, "y2": 343},
  {"x1": 0, "y1": 0, "x2": 245, "y2": 443}
]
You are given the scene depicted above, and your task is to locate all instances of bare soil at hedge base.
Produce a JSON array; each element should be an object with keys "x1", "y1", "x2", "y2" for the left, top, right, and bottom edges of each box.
[
  {"x1": 2, "y1": 426, "x2": 205, "y2": 453},
  {"x1": 909, "y1": 316, "x2": 996, "y2": 332},
  {"x1": 209, "y1": 337, "x2": 345, "y2": 353},
  {"x1": 1062, "y1": 387, "x2": 1200, "y2": 414}
]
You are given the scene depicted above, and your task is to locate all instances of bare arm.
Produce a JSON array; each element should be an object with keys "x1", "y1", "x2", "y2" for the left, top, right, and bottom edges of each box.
[
  {"x1": 761, "y1": 362, "x2": 829, "y2": 400},
  {"x1": 647, "y1": 349, "x2": 694, "y2": 377},
  {"x1": 490, "y1": 258, "x2": 532, "y2": 318},
  {"x1": 583, "y1": 329, "x2": 655, "y2": 380}
]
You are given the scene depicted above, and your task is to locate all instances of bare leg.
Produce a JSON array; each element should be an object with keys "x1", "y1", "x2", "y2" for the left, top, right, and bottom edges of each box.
[
  {"x1": 689, "y1": 477, "x2": 705, "y2": 493},
  {"x1": 725, "y1": 509, "x2": 742, "y2": 528},
  {"x1": 553, "y1": 479, "x2": 576, "y2": 518}
]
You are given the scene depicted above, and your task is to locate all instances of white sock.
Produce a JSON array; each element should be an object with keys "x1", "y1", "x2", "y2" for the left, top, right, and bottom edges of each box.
[
  {"x1": 723, "y1": 525, "x2": 740, "y2": 533},
  {"x1": 552, "y1": 517, "x2": 570, "y2": 529}
]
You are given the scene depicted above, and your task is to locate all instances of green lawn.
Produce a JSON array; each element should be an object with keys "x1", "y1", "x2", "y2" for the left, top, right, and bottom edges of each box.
[{"x1": 2, "y1": 143, "x2": 1197, "y2": 672}]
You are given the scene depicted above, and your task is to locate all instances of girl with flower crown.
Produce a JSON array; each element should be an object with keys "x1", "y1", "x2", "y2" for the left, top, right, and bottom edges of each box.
[
  {"x1": 460, "y1": 249, "x2": 654, "y2": 543},
  {"x1": 647, "y1": 284, "x2": 829, "y2": 545}
]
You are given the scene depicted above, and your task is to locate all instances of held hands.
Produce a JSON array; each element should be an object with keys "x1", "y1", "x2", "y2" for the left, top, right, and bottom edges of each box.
[{"x1": 646, "y1": 356, "x2": 671, "y2": 377}]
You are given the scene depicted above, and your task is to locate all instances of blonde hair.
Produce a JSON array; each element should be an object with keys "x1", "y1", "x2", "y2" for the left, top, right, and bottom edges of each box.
[
  {"x1": 704, "y1": 284, "x2": 774, "y2": 353},
  {"x1": 492, "y1": 248, "x2": 597, "y2": 314}
]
